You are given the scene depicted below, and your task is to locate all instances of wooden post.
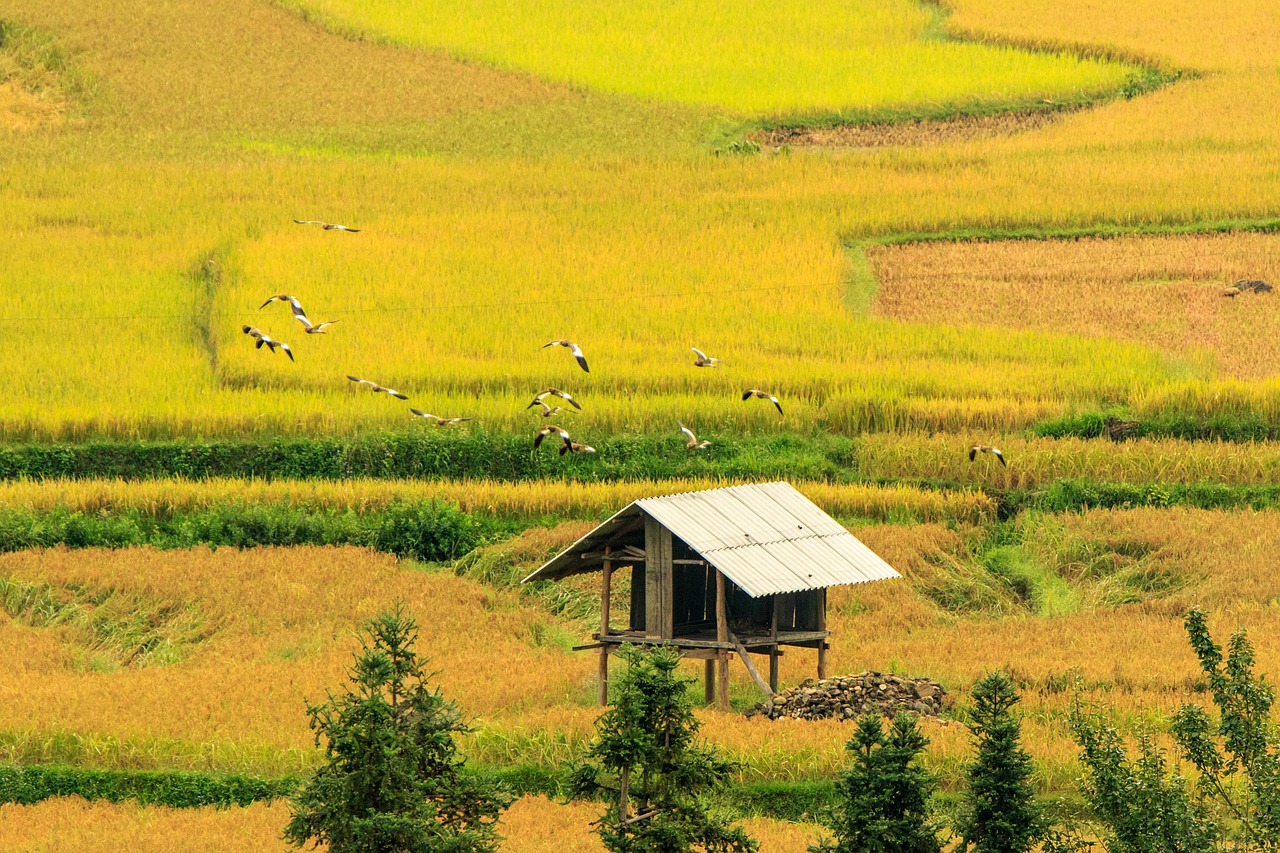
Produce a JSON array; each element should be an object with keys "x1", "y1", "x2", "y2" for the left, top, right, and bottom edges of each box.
[
  {"x1": 769, "y1": 596, "x2": 779, "y2": 693},
  {"x1": 817, "y1": 587, "x2": 828, "y2": 681},
  {"x1": 644, "y1": 517, "x2": 673, "y2": 639},
  {"x1": 598, "y1": 547, "x2": 612, "y2": 707},
  {"x1": 716, "y1": 570, "x2": 729, "y2": 712},
  {"x1": 704, "y1": 659, "x2": 715, "y2": 706}
]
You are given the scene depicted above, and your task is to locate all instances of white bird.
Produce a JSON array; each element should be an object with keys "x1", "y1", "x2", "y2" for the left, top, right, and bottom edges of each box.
[
  {"x1": 410, "y1": 410, "x2": 472, "y2": 426},
  {"x1": 679, "y1": 421, "x2": 710, "y2": 450},
  {"x1": 533, "y1": 401, "x2": 574, "y2": 418},
  {"x1": 742, "y1": 389, "x2": 783, "y2": 416},
  {"x1": 534, "y1": 425, "x2": 571, "y2": 451},
  {"x1": 692, "y1": 347, "x2": 720, "y2": 368},
  {"x1": 296, "y1": 317, "x2": 339, "y2": 334},
  {"x1": 969, "y1": 445, "x2": 1007, "y2": 466},
  {"x1": 294, "y1": 219, "x2": 360, "y2": 232},
  {"x1": 347, "y1": 376, "x2": 408, "y2": 400},
  {"x1": 543, "y1": 340, "x2": 589, "y2": 373},
  {"x1": 527, "y1": 388, "x2": 582, "y2": 411},
  {"x1": 242, "y1": 326, "x2": 293, "y2": 361}
]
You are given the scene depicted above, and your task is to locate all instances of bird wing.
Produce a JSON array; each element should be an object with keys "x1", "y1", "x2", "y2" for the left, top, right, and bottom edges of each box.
[
  {"x1": 993, "y1": 449, "x2": 1007, "y2": 466},
  {"x1": 541, "y1": 340, "x2": 563, "y2": 349},
  {"x1": 968, "y1": 447, "x2": 977, "y2": 461},
  {"x1": 312, "y1": 321, "x2": 337, "y2": 332},
  {"x1": 295, "y1": 315, "x2": 314, "y2": 331},
  {"x1": 742, "y1": 390, "x2": 753, "y2": 401},
  {"x1": 258, "y1": 295, "x2": 282, "y2": 309},
  {"x1": 769, "y1": 396, "x2": 783, "y2": 415},
  {"x1": 388, "y1": 390, "x2": 408, "y2": 400},
  {"x1": 280, "y1": 342, "x2": 294, "y2": 362},
  {"x1": 293, "y1": 220, "x2": 322, "y2": 225},
  {"x1": 410, "y1": 409, "x2": 433, "y2": 419},
  {"x1": 678, "y1": 422, "x2": 696, "y2": 443},
  {"x1": 331, "y1": 225, "x2": 359, "y2": 232},
  {"x1": 692, "y1": 347, "x2": 708, "y2": 361},
  {"x1": 552, "y1": 389, "x2": 582, "y2": 409}
]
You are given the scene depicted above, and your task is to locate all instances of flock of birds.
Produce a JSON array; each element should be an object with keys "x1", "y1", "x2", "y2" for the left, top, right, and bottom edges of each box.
[{"x1": 242, "y1": 219, "x2": 1013, "y2": 467}]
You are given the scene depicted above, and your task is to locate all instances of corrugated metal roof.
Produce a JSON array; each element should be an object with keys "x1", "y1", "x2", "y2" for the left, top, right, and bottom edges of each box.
[{"x1": 522, "y1": 481, "x2": 900, "y2": 597}]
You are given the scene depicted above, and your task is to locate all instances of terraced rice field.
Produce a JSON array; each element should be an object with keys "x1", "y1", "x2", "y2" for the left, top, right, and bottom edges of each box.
[{"x1": 4, "y1": 0, "x2": 1280, "y2": 847}]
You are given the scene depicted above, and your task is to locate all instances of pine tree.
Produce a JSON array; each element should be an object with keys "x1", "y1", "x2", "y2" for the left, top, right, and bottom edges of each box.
[
  {"x1": 284, "y1": 605, "x2": 512, "y2": 853},
  {"x1": 571, "y1": 643, "x2": 758, "y2": 853},
  {"x1": 958, "y1": 672, "x2": 1041, "y2": 853},
  {"x1": 811, "y1": 712, "x2": 941, "y2": 853}
]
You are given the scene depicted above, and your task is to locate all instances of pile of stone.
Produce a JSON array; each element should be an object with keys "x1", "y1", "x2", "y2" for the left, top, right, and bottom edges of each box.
[{"x1": 748, "y1": 671, "x2": 948, "y2": 721}]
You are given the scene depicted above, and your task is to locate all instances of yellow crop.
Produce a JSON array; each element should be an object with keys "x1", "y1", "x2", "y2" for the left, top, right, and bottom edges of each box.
[
  {"x1": 0, "y1": 477, "x2": 995, "y2": 524},
  {"x1": 0, "y1": 795, "x2": 819, "y2": 853},
  {"x1": 277, "y1": 0, "x2": 1132, "y2": 117}
]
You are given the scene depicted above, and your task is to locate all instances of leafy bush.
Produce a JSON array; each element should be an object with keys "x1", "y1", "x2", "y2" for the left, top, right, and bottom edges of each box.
[{"x1": 0, "y1": 764, "x2": 297, "y2": 808}]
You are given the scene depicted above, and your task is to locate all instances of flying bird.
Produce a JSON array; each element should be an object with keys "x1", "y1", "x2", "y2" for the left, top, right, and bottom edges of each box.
[
  {"x1": 533, "y1": 401, "x2": 574, "y2": 418},
  {"x1": 293, "y1": 219, "x2": 360, "y2": 232},
  {"x1": 679, "y1": 421, "x2": 710, "y2": 450},
  {"x1": 534, "y1": 426, "x2": 571, "y2": 451},
  {"x1": 543, "y1": 340, "x2": 589, "y2": 373},
  {"x1": 560, "y1": 441, "x2": 596, "y2": 456},
  {"x1": 742, "y1": 389, "x2": 783, "y2": 416},
  {"x1": 296, "y1": 317, "x2": 338, "y2": 334},
  {"x1": 691, "y1": 347, "x2": 720, "y2": 368},
  {"x1": 527, "y1": 388, "x2": 582, "y2": 411},
  {"x1": 969, "y1": 445, "x2": 1007, "y2": 466},
  {"x1": 410, "y1": 410, "x2": 472, "y2": 426},
  {"x1": 242, "y1": 325, "x2": 293, "y2": 361},
  {"x1": 347, "y1": 376, "x2": 408, "y2": 400}
]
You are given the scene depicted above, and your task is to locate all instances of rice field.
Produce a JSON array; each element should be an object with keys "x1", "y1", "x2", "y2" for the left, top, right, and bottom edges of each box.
[
  {"x1": 4, "y1": 0, "x2": 1280, "y2": 846},
  {"x1": 0, "y1": 1, "x2": 1276, "y2": 442},
  {"x1": 0, "y1": 795, "x2": 821, "y2": 853},
  {"x1": 275, "y1": 0, "x2": 1135, "y2": 117},
  {"x1": 4, "y1": 506, "x2": 1280, "y2": 785}
]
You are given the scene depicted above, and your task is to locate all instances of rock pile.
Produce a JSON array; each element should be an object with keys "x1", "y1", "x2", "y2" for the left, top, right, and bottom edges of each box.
[{"x1": 749, "y1": 671, "x2": 948, "y2": 721}]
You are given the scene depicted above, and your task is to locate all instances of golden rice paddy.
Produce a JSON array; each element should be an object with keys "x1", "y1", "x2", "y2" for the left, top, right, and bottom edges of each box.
[{"x1": 4, "y1": 0, "x2": 1280, "y2": 846}]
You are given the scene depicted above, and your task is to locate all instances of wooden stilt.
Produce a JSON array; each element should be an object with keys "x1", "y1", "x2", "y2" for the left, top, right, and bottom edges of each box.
[
  {"x1": 816, "y1": 588, "x2": 828, "y2": 681},
  {"x1": 704, "y1": 659, "x2": 715, "y2": 706},
  {"x1": 716, "y1": 570, "x2": 729, "y2": 711},
  {"x1": 598, "y1": 549, "x2": 612, "y2": 707},
  {"x1": 769, "y1": 596, "x2": 779, "y2": 693}
]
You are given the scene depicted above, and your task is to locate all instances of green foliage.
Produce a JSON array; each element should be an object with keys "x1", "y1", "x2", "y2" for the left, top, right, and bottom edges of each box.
[
  {"x1": 284, "y1": 605, "x2": 512, "y2": 853},
  {"x1": 957, "y1": 673, "x2": 1042, "y2": 853},
  {"x1": 1034, "y1": 411, "x2": 1280, "y2": 443},
  {"x1": 0, "y1": 500, "x2": 488, "y2": 562},
  {"x1": 1066, "y1": 704, "x2": 1219, "y2": 853},
  {"x1": 0, "y1": 432, "x2": 855, "y2": 482},
  {"x1": 0, "y1": 763, "x2": 297, "y2": 808},
  {"x1": 811, "y1": 713, "x2": 941, "y2": 853},
  {"x1": 571, "y1": 644, "x2": 757, "y2": 853},
  {"x1": 1170, "y1": 608, "x2": 1280, "y2": 847}
]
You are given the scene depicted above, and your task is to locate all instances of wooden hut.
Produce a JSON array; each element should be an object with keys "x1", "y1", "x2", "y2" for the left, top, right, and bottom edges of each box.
[{"x1": 521, "y1": 481, "x2": 900, "y2": 710}]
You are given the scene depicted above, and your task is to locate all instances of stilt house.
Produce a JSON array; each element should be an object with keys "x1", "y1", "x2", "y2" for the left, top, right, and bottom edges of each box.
[{"x1": 521, "y1": 481, "x2": 900, "y2": 710}]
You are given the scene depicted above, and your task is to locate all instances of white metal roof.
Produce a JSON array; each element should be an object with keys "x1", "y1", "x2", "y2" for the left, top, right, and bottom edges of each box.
[{"x1": 521, "y1": 481, "x2": 900, "y2": 597}]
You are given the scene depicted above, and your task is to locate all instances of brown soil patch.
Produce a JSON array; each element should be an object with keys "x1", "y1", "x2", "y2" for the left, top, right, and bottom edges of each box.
[
  {"x1": 752, "y1": 109, "x2": 1070, "y2": 148},
  {"x1": 868, "y1": 232, "x2": 1280, "y2": 379}
]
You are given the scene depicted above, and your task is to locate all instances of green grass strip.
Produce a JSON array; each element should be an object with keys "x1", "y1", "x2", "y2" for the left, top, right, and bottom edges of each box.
[{"x1": 0, "y1": 764, "x2": 298, "y2": 808}]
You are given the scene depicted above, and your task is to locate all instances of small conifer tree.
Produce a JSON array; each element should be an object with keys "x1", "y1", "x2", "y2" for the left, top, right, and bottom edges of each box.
[
  {"x1": 284, "y1": 605, "x2": 511, "y2": 853},
  {"x1": 811, "y1": 712, "x2": 941, "y2": 853},
  {"x1": 571, "y1": 643, "x2": 758, "y2": 853},
  {"x1": 957, "y1": 672, "x2": 1041, "y2": 853}
]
